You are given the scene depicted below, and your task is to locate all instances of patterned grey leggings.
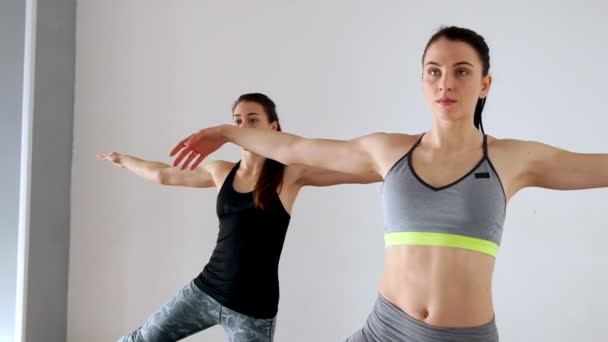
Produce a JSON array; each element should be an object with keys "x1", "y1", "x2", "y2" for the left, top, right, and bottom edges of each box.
[{"x1": 117, "y1": 281, "x2": 276, "y2": 342}]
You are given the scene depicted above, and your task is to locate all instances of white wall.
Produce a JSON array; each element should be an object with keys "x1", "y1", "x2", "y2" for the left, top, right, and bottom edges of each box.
[
  {"x1": 22, "y1": 0, "x2": 76, "y2": 341},
  {"x1": 69, "y1": 1, "x2": 608, "y2": 341},
  {"x1": 1, "y1": 1, "x2": 25, "y2": 340}
]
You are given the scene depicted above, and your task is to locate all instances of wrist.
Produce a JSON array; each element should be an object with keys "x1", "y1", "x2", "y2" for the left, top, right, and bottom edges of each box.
[
  {"x1": 218, "y1": 124, "x2": 234, "y2": 143},
  {"x1": 115, "y1": 153, "x2": 128, "y2": 167}
]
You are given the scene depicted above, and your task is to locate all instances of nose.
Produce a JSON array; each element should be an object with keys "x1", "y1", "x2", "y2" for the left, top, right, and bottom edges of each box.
[{"x1": 439, "y1": 74, "x2": 454, "y2": 92}]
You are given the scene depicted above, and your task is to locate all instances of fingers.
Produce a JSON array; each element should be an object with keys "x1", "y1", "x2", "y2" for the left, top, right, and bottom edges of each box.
[
  {"x1": 181, "y1": 150, "x2": 198, "y2": 170},
  {"x1": 170, "y1": 134, "x2": 193, "y2": 157},
  {"x1": 191, "y1": 154, "x2": 204, "y2": 170},
  {"x1": 169, "y1": 142, "x2": 186, "y2": 157},
  {"x1": 172, "y1": 146, "x2": 193, "y2": 168},
  {"x1": 97, "y1": 153, "x2": 111, "y2": 160},
  {"x1": 172, "y1": 147, "x2": 205, "y2": 170}
]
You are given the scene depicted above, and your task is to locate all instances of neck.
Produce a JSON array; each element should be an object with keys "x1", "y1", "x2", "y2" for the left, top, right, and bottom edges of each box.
[
  {"x1": 427, "y1": 118, "x2": 483, "y2": 152},
  {"x1": 240, "y1": 150, "x2": 266, "y2": 175}
]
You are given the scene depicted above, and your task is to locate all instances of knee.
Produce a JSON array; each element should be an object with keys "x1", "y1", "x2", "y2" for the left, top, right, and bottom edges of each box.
[{"x1": 117, "y1": 329, "x2": 144, "y2": 342}]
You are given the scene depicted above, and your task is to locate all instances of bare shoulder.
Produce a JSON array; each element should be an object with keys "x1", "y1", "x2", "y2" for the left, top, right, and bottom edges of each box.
[
  {"x1": 202, "y1": 160, "x2": 236, "y2": 185},
  {"x1": 486, "y1": 136, "x2": 547, "y2": 159},
  {"x1": 211, "y1": 160, "x2": 236, "y2": 169},
  {"x1": 356, "y1": 131, "x2": 419, "y2": 160},
  {"x1": 203, "y1": 160, "x2": 235, "y2": 173},
  {"x1": 356, "y1": 132, "x2": 418, "y2": 148},
  {"x1": 370, "y1": 132, "x2": 422, "y2": 177},
  {"x1": 485, "y1": 135, "x2": 555, "y2": 199},
  {"x1": 487, "y1": 136, "x2": 523, "y2": 153},
  {"x1": 487, "y1": 135, "x2": 527, "y2": 146}
]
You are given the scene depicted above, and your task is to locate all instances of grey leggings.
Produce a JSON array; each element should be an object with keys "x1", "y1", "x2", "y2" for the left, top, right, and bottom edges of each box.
[
  {"x1": 346, "y1": 294, "x2": 499, "y2": 342},
  {"x1": 118, "y1": 281, "x2": 276, "y2": 342}
]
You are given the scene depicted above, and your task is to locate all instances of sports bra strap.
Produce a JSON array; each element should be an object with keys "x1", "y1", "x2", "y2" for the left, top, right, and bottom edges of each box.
[{"x1": 482, "y1": 134, "x2": 488, "y2": 157}]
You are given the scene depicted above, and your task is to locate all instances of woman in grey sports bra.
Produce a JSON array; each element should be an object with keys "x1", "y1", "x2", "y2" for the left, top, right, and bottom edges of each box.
[{"x1": 170, "y1": 27, "x2": 608, "y2": 341}]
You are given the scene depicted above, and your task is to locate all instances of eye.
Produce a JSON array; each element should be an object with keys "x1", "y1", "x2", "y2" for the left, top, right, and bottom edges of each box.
[
  {"x1": 234, "y1": 119, "x2": 242, "y2": 125},
  {"x1": 249, "y1": 118, "x2": 258, "y2": 124},
  {"x1": 427, "y1": 68, "x2": 440, "y2": 77},
  {"x1": 457, "y1": 68, "x2": 471, "y2": 76}
]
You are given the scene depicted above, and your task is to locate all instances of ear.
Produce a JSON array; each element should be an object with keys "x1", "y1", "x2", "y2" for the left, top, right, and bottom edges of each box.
[
  {"x1": 271, "y1": 121, "x2": 279, "y2": 131},
  {"x1": 480, "y1": 74, "x2": 493, "y2": 99}
]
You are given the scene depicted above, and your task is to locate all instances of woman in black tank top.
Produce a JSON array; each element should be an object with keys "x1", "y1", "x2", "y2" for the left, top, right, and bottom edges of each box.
[{"x1": 99, "y1": 93, "x2": 381, "y2": 342}]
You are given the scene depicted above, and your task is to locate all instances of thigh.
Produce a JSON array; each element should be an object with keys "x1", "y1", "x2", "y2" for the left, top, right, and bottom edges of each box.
[
  {"x1": 221, "y1": 307, "x2": 275, "y2": 342},
  {"x1": 345, "y1": 329, "x2": 370, "y2": 342},
  {"x1": 118, "y1": 281, "x2": 221, "y2": 342}
]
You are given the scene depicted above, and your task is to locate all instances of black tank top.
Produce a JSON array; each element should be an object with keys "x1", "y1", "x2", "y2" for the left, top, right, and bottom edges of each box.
[{"x1": 194, "y1": 161, "x2": 291, "y2": 318}]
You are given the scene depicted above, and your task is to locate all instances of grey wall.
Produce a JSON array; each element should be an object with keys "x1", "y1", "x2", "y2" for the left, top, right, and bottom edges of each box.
[
  {"x1": 0, "y1": 0, "x2": 25, "y2": 341},
  {"x1": 24, "y1": 0, "x2": 76, "y2": 341}
]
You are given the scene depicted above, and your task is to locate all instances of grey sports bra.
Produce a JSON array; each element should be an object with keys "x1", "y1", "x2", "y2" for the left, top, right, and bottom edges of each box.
[{"x1": 382, "y1": 134, "x2": 506, "y2": 257}]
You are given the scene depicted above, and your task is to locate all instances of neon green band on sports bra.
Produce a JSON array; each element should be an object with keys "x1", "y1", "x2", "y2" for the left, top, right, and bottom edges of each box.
[{"x1": 384, "y1": 232, "x2": 499, "y2": 257}]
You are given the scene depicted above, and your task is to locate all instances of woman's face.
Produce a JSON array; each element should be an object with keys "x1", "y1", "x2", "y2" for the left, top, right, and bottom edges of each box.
[
  {"x1": 422, "y1": 38, "x2": 492, "y2": 125},
  {"x1": 232, "y1": 101, "x2": 277, "y2": 131}
]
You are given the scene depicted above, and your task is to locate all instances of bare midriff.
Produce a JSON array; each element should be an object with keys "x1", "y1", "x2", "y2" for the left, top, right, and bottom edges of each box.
[{"x1": 379, "y1": 244, "x2": 495, "y2": 328}]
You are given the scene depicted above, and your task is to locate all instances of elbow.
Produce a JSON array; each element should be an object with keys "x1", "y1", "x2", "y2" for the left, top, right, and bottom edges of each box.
[{"x1": 155, "y1": 170, "x2": 169, "y2": 185}]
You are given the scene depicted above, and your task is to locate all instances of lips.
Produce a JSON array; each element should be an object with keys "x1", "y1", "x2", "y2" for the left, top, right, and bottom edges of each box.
[{"x1": 436, "y1": 97, "x2": 456, "y2": 106}]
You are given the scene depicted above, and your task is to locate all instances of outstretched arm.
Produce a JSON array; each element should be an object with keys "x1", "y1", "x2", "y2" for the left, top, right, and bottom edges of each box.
[
  {"x1": 518, "y1": 142, "x2": 608, "y2": 190},
  {"x1": 171, "y1": 125, "x2": 387, "y2": 178},
  {"x1": 98, "y1": 152, "x2": 215, "y2": 188},
  {"x1": 292, "y1": 165, "x2": 383, "y2": 187}
]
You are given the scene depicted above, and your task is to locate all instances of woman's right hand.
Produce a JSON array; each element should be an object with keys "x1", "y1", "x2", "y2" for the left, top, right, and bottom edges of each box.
[
  {"x1": 97, "y1": 152, "x2": 124, "y2": 168},
  {"x1": 170, "y1": 126, "x2": 228, "y2": 170}
]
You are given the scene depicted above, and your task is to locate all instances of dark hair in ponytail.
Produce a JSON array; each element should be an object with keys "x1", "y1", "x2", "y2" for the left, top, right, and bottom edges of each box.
[
  {"x1": 232, "y1": 93, "x2": 285, "y2": 210},
  {"x1": 422, "y1": 26, "x2": 491, "y2": 133}
]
